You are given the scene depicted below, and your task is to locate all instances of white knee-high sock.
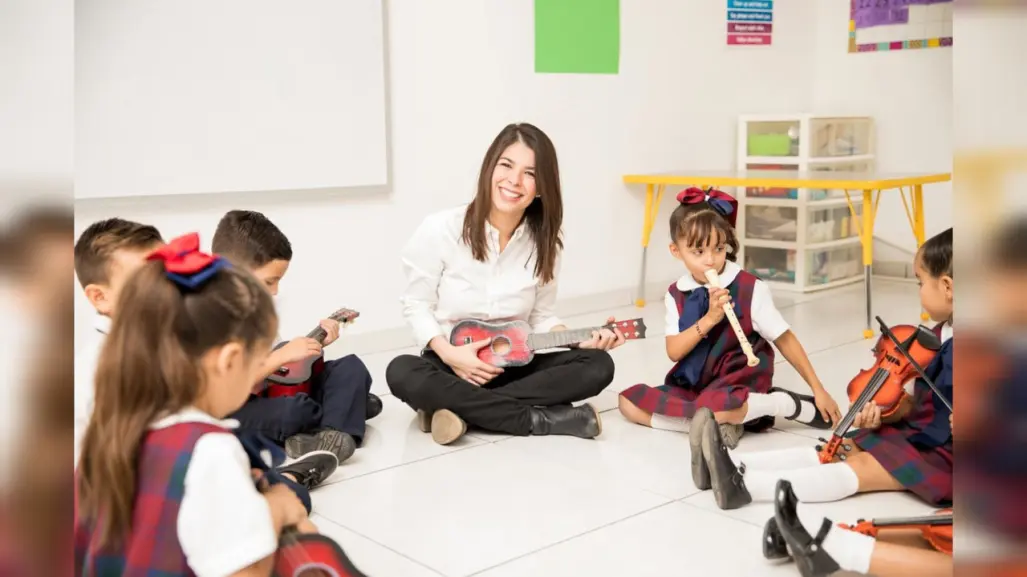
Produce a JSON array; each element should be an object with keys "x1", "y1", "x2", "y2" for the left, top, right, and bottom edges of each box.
[
  {"x1": 650, "y1": 413, "x2": 690, "y2": 432},
  {"x1": 798, "y1": 515, "x2": 875, "y2": 574},
  {"x1": 729, "y1": 446, "x2": 820, "y2": 471},
  {"x1": 743, "y1": 462, "x2": 860, "y2": 503},
  {"x1": 743, "y1": 391, "x2": 817, "y2": 423}
]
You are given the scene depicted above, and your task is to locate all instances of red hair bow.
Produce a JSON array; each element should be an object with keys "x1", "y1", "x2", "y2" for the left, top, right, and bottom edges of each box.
[
  {"x1": 147, "y1": 232, "x2": 229, "y2": 289},
  {"x1": 675, "y1": 187, "x2": 738, "y2": 227}
]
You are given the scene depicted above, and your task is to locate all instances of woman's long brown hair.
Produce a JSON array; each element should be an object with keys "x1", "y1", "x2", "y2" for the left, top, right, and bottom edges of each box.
[
  {"x1": 461, "y1": 123, "x2": 564, "y2": 284},
  {"x1": 76, "y1": 260, "x2": 276, "y2": 548}
]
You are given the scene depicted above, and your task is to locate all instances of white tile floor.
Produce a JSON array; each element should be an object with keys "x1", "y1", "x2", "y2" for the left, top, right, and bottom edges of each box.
[{"x1": 312, "y1": 280, "x2": 936, "y2": 577}]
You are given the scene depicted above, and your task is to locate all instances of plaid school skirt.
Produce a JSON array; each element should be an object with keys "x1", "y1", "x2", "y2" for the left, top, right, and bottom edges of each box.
[
  {"x1": 849, "y1": 423, "x2": 953, "y2": 506},
  {"x1": 619, "y1": 382, "x2": 774, "y2": 432}
]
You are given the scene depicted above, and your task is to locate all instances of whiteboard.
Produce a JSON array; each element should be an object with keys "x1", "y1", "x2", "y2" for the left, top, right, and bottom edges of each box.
[{"x1": 75, "y1": 0, "x2": 388, "y2": 199}]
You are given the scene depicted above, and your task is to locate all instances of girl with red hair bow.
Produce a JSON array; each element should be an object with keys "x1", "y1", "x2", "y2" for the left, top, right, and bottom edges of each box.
[{"x1": 618, "y1": 188, "x2": 841, "y2": 496}]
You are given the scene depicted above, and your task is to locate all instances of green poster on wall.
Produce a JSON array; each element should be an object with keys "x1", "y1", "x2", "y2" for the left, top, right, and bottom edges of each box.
[{"x1": 534, "y1": 0, "x2": 620, "y2": 74}]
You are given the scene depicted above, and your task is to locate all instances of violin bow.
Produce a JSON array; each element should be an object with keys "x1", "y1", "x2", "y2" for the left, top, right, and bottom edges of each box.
[{"x1": 875, "y1": 316, "x2": 953, "y2": 412}]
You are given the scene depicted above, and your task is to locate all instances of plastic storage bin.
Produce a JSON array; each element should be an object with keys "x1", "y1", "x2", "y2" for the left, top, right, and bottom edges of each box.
[
  {"x1": 809, "y1": 117, "x2": 873, "y2": 158},
  {"x1": 745, "y1": 163, "x2": 799, "y2": 199},
  {"x1": 746, "y1": 205, "x2": 798, "y2": 242},
  {"x1": 806, "y1": 244, "x2": 861, "y2": 285},
  {"x1": 807, "y1": 161, "x2": 873, "y2": 201},
  {"x1": 744, "y1": 246, "x2": 796, "y2": 284},
  {"x1": 745, "y1": 121, "x2": 800, "y2": 157},
  {"x1": 807, "y1": 205, "x2": 862, "y2": 244}
]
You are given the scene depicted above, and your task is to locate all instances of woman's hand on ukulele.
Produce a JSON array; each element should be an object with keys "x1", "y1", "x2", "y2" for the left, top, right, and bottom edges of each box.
[
  {"x1": 852, "y1": 401, "x2": 883, "y2": 430},
  {"x1": 578, "y1": 316, "x2": 626, "y2": 351},
  {"x1": 441, "y1": 339, "x2": 503, "y2": 386},
  {"x1": 276, "y1": 337, "x2": 323, "y2": 364},
  {"x1": 703, "y1": 287, "x2": 732, "y2": 325},
  {"x1": 319, "y1": 319, "x2": 341, "y2": 346}
]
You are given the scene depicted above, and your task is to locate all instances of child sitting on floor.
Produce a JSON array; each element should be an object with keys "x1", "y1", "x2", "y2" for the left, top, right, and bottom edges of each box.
[
  {"x1": 694, "y1": 227, "x2": 954, "y2": 511},
  {"x1": 75, "y1": 233, "x2": 360, "y2": 575},
  {"x1": 618, "y1": 188, "x2": 841, "y2": 485},
  {"x1": 212, "y1": 210, "x2": 380, "y2": 467}
]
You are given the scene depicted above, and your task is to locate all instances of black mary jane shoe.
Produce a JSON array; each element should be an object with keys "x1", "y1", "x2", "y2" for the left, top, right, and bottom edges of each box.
[
  {"x1": 366, "y1": 393, "x2": 384, "y2": 420},
  {"x1": 762, "y1": 517, "x2": 791, "y2": 561},
  {"x1": 701, "y1": 414, "x2": 752, "y2": 510},
  {"x1": 770, "y1": 387, "x2": 832, "y2": 430},
  {"x1": 772, "y1": 480, "x2": 841, "y2": 577}
]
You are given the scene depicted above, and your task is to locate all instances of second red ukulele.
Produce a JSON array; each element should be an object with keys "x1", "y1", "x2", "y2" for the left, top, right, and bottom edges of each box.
[{"x1": 262, "y1": 308, "x2": 360, "y2": 399}]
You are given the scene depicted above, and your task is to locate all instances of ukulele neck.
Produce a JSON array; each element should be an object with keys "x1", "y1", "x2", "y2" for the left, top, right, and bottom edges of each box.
[
  {"x1": 305, "y1": 313, "x2": 347, "y2": 344},
  {"x1": 526, "y1": 325, "x2": 609, "y2": 351},
  {"x1": 872, "y1": 514, "x2": 953, "y2": 527}
]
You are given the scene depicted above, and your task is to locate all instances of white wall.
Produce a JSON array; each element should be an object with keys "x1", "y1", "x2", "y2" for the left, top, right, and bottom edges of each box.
[
  {"x1": 86, "y1": 0, "x2": 954, "y2": 352},
  {"x1": 812, "y1": 0, "x2": 952, "y2": 251}
]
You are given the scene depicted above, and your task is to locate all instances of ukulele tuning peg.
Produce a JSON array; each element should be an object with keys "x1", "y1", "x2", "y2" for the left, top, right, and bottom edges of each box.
[
  {"x1": 838, "y1": 454, "x2": 847, "y2": 461},
  {"x1": 843, "y1": 444, "x2": 852, "y2": 451},
  {"x1": 817, "y1": 437, "x2": 828, "y2": 444},
  {"x1": 814, "y1": 445, "x2": 823, "y2": 451}
]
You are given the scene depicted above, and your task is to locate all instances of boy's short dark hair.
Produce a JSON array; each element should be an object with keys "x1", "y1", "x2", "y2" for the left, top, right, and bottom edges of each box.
[
  {"x1": 918, "y1": 227, "x2": 953, "y2": 279},
  {"x1": 74, "y1": 218, "x2": 164, "y2": 288},
  {"x1": 211, "y1": 210, "x2": 292, "y2": 268}
]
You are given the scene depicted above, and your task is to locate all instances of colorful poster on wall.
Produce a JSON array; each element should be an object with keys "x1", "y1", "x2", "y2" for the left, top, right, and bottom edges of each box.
[
  {"x1": 535, "y1": 0, "x2": 620, "y2": 74},
  {"x1": 727, "y1": 0, "x2": 773, "y2": 45}
]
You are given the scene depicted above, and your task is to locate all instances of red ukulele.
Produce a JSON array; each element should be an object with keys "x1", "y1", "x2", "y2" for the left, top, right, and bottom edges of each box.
[
  {"x1": 273, "y1": 529, "x2": 367, "y2": 577},
  {"x1": 449, "y1": 318, "x2": 647, "y2": 368},
  {"x1": 262, "y1": 308, "x2": 360, "y2": 399}
]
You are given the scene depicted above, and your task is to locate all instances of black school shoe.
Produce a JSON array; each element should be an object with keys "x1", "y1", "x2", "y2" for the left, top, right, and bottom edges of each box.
[
  {"x1": 366, "y1": 393, "x2": 383, "y2": 420},
  {"x1": 285, "y1": 429, "x2": 357, "y2": 464},
  {"x1": 529, "y1": 403, "x2": 602, "y2": 438},
  {"x1": 277, "y1": 450, "x2": 339, "y2": 490},
  {"x1": 770, "y1": 387, "x2": 832, "y2": 430},
  {"x1": 771, "y1": 480, "x2": 841, "y2": 577},
  {"x1": 701, "y1": 413, "x2": 752, "y2": 510}
]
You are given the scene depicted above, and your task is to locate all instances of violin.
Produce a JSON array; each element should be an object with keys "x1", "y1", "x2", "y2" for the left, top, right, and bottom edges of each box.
[
  {"x1": 817, "y1": 316, "x2": 950, "y2": 464},
  {"x1": 840, "y1": 509, "x2": 953, "y2": 555}
]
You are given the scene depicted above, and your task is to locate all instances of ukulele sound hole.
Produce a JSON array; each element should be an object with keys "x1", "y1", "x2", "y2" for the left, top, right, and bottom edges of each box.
[{"x1": 491, "y1": 336, "x2": 512, "y2": 355}]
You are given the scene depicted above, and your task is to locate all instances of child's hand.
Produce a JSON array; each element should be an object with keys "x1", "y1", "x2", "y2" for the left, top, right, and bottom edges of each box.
[
  {"x1": 703, "y1": 287, "x2": 731, "y2": 325},
  {"x1": 275, "y1": 337, "x2": 323, "y2": 365},
  {"x1": 265, "y1": 482, "x2": 308, "y2": 529},
  {"x1": 319, "y1": 319, "x2": 341, "y2": 346},
  {"x1": 852, "y1": 401, "x2": 883, "y2": 430},
  {"x1": 812, "y1": 386, "x2": 843, "y2": 424}
]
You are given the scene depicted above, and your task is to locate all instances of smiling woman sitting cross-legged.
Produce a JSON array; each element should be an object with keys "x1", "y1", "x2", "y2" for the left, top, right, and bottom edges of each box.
[{"x1": 385, "y1": 123, "x2": 624, "y2": 445}]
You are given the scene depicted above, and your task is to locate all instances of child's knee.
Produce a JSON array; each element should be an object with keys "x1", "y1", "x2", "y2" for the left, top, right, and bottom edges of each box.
[
  {"x1": 617, "y1": 395, "x2": 651, "y2": 425},
  {"x1": 331, "y1": 354, "x2": 371, "y2": 381}
]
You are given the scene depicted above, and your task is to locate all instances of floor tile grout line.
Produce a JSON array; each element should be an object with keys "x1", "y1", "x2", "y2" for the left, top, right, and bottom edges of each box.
[
  {"x1": 673, "y1": 498, "x2": 769, "y2": 530},
  {"x1": 462, "y1": 500, "x2": 680, "y2": 577},
  {"x1": 317, "y1": 438, "x2": 493, "y2": 487},
  {"x1": 313, "y1": 514, "x2": 448, "y2": 576}
]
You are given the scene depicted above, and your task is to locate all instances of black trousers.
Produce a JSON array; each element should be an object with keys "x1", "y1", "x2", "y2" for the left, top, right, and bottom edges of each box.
[
  {"x1": 386, "y1": 348, "x2": 615, "y2": 436},
  {"x1": 231, "y1": 354, "x2": 373, "y2": 445}
]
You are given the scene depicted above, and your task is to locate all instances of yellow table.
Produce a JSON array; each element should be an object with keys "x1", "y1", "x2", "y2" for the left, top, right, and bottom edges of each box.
[{"x1": 622, "y1": 170, "x2": 952, "y2": 338}]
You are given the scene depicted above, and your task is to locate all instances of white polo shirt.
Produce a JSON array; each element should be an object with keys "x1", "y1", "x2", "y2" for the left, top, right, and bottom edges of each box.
[
  {"x1": 157, "y1": 408, "x2": 279, "y2": 576},
  {"x1": 74, "y1": 314, "x2": 110, "y2": 466},
  {"x1": 664, "y1": 261, "x2": 790, "y2": 342}
]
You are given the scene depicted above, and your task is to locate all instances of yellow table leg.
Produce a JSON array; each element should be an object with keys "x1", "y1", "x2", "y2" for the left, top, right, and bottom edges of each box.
[
  {"x1": 912, "y1": 183, "x2": 930, "y2": 320},
  {"x1": 636, "y1": 184, "x2": 665, "y2": 307},
  {"x1": 861, "y1": 189, "x2": 877, "y2": 338}
]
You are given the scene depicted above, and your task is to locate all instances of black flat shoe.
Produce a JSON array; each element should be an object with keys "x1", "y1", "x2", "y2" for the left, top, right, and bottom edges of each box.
[
  {"x1": 772, "y1": 480, "x2": 841, "y2": 577},
  {"x1": 366, "y1": 393, "x2": 383, "y2": 420},
  {"x1": 770, "y1": 387, "x2": 832, "y2": 430},
  {"x1": 701, "y1": 414, "x2": 752, "y2": 510},
  {"x1": 530, "y1": 404, "x2": 601, "y2": 438},
  {"x1": 277, "y1": 450, "x2": 339, "y2": 491},
  {"x1": 762, "y1": 517, "x2": 791, "y2": 561}
]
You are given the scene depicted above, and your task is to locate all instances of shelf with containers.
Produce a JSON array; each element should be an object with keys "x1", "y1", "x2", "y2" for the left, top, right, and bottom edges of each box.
[{"x1": 734, "y1": 114, "x2": 875, "y2": 292}]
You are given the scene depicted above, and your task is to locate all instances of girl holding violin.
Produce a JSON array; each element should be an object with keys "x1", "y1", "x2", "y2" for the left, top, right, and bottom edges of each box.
[{"x1": 696, "y1": 228, "x2": 954, "y2": 511}]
